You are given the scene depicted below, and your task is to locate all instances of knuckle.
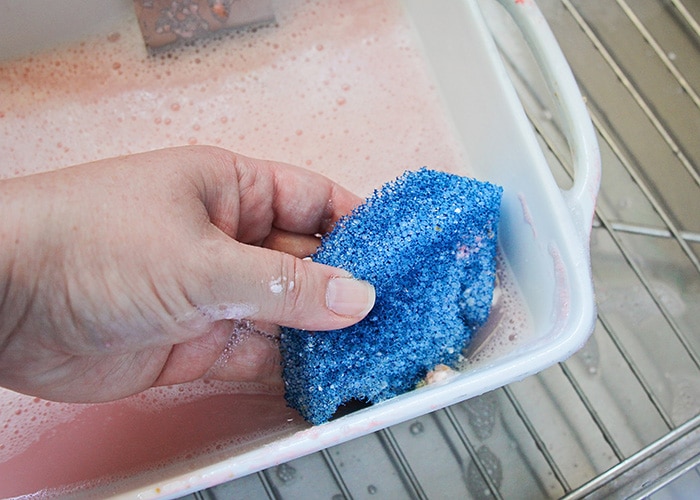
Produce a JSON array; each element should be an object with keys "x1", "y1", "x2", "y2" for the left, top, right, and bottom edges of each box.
[{"x1": 273, "y1": 253, "x2": 308, "y2": 318}]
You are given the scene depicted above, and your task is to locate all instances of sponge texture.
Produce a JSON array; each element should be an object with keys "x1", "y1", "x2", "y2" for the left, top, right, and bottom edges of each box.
[{"x1": 281, "y1": 168, "x2": 503, "y2": 424}]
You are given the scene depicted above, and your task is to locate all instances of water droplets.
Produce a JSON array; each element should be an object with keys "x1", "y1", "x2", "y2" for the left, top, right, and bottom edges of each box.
[
  {"x1": 575, "y1": 335, "x2": 599, "y2": 375},
  {"x1": 275, "y1": 462, "x2": 297, "y2": 483},
  {"x1": 466, "y1": 445, "x2": 503, "y2": 500},
  {"x1": 409, "y1": 420, "x2": 425, "y2": 435},
  {"x1": 212, "y1": 319, "x2": 280, "y2": 372}
]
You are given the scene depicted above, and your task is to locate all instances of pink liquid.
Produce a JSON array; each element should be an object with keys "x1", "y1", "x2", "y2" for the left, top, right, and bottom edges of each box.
[
  {"x1": 0, "y1": 0, "x2": 530, "y2": 496},
  {"x1": 0, "y1": 383, "x2": 303, "y2": 498},
  {"x1": 0, "y1": 0, "x2": 468, "y2": 193}
]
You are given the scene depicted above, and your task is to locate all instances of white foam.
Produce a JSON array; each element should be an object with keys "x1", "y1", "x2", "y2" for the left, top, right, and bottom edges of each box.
[
  {"x1": 0, "y1": 0, "x2": 470, "y2": 194},
  {"x1": 461, "y1": 253, "x2": 534, "y2": 368},
  {"x1": 424, "y1": 364, "x2": 459, "y2": 385},
  {"x1": 269, "y1": 276, "x2": 288, "y2": 295},
  {"x1": 0, "y1": 391, "x2": 86, "y2": 462},
  {"x1": 195, "y1": 302, "x2": 259, "y2": 321}
]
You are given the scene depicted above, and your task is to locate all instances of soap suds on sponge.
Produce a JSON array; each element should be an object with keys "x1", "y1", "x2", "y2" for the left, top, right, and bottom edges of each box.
[{"x1": 281, "y1": 168, "x2": 503, "y2": 424}]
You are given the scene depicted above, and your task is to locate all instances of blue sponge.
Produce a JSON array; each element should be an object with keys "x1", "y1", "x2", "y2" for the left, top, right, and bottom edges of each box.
[{"x1": 281, "y1": 168, "x2": 503, "y2": 424}]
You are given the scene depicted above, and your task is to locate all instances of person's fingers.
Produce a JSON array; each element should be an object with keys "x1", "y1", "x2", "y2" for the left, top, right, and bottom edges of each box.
[
  {"x1": 233, "y1": 154, "x2": 360, "y2": 237},
  {"x1": 183, "y1": 237, "x2": 375, "y2": 331},
  {"x1": 261, "y1": 228, "x2": 321, "y2": 258},
  {"x1": 202, "y1": 321, "x2": 283, "y2": 384},
  {"x1": 184, "y1": 146, "x2": 361, "y2": 242},
  {"x1": 152, "y1": 320, "x2": 283, "y2": 387}
]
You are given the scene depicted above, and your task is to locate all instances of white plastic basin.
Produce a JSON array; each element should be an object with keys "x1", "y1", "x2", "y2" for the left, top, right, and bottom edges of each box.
[{"x1": 0, "y1": 0, "x2": 599, "y2": 497}]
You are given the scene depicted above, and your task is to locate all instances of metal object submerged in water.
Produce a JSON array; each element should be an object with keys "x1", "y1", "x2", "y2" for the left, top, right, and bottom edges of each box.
[{"x1": 133, "y1": 0, "x2": 275, "y2": 49}]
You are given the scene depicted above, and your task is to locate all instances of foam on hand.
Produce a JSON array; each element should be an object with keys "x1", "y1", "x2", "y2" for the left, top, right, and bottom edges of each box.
[{"x1": 281, "y1": 168, "x2": 503, "y2": 425}]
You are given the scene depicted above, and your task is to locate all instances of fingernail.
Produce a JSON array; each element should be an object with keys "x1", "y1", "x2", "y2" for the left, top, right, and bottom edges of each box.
[{"x1": 326, "y1": 277, "x2": 376, "y2": 318}]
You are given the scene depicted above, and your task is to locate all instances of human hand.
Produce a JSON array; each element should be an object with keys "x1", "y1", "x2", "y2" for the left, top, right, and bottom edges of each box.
[{"x1": 0, "y1": 146, "x2": 375, "y2": 402}]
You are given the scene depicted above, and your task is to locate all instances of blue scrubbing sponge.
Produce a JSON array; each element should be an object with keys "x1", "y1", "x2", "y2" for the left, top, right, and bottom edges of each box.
[{"x1": 281, "y1": 168, "x2": 503, "y2": 425}]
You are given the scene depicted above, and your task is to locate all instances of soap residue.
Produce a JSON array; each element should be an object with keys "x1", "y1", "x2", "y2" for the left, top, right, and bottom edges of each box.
[{"x1": 461, "y1": 254, "x2": 534, "y2": 368}]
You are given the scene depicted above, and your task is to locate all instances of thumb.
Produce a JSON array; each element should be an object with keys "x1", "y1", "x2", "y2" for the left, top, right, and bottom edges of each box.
[{"x1": 189, "y1": 239, "x2": 376, "y2": 331}]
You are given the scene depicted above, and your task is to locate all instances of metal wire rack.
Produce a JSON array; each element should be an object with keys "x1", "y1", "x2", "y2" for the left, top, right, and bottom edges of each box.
[{"x1": 189, "y1": 0, "x2": 700, "y2": 497}]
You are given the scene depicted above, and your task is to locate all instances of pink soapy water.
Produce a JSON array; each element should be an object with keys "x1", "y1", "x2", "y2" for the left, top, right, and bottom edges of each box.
[
  {"x1": 463, "y1": 254, "x2": 534, "y2": 368},
  {"x1": 0, "y1": 0, "x2": 468, "y2": 194},
  {"x1": 0, "y1": 383, "x2": 303, "y2": 498},
  {"x1": 0, "y1": 0, "x2": 532, "y2": 496}
]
